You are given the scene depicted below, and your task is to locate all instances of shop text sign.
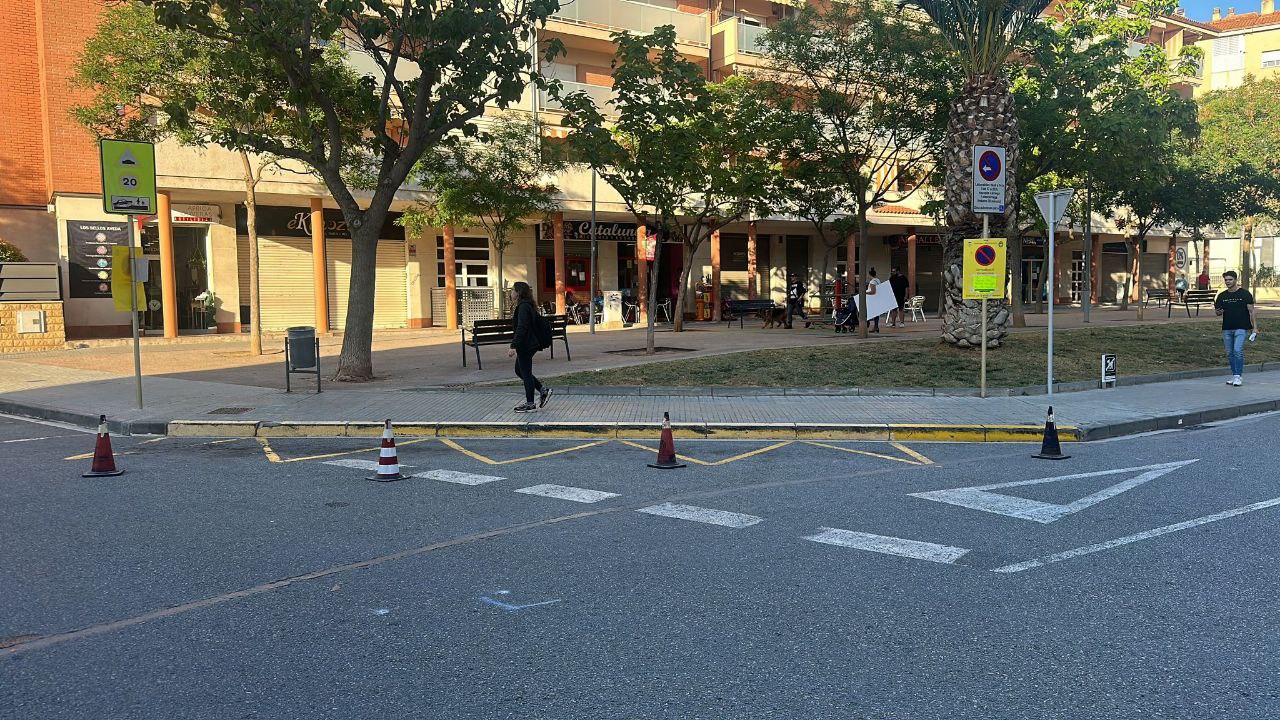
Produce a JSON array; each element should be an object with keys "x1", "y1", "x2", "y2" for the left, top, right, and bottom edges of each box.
[
  {"x1": 234, "y1": 205, "x2": 405, "y2": 241},
  {"x1": 67, "y1": 221, "x2": 130, "y2": 299},
  {"x1": 963, "y1": 237, "x2": 1007, "y2": 300},
  {"x1": 100, "y1": 139, "x2": 157, "y2": 215}
]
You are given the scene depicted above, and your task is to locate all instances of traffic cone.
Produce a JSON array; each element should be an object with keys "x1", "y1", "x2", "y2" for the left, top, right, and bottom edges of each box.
[
  {"x1": 647, "y1": 412, "x2": 686, "y2": 469},
  {"x1": 1032, "y1": 406, "x2": 1071, "y2": 460},
  {"x1": 367, "y1": 419, "x2": 405, "y2": 482},
  {"x1": 82, "y1": 415, "x2": 124, "y2": 477}
]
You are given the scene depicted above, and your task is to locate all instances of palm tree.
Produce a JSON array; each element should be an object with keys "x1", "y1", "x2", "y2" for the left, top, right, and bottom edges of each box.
[{"x1": 898, "y1": 0, "x2": 1052, "y2": 347}]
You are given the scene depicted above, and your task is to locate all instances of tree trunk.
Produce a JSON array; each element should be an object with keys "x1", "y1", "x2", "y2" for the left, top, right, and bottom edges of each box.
[
  {"x1": 1242, "y1": 216, "x2": 1255, "y2": 289},
  {"x1": 645, "y1": 241, "x2": 662, "y2": 354},
  {"x1": 672, "y1": 239, "x2": 695, "y2": 332},
  {"x1": 1035, "y1": 229, "x2": 1045, "y2": 316},
  {"x1": 496, "y1": 244, "x2": 506, "y2": 317},
  {"x1": 1009, "y1": 195, "x2": 1026, "y2": 327},
  {"x1": 1120, "y1": 239, "x2": 1133, "y2": 312},
  {"x1": 856, "y1": 218, "x2": 869, "y2": 339},
  {"x1": 939, "y1": 74, "x2": 1015, "y2": 348},
  {"x1": 333, "y1": 218, "x2": 383, "y2": 381},
  {"x1": 239, "y1": 151, "x2": 263, "y2": 357}
]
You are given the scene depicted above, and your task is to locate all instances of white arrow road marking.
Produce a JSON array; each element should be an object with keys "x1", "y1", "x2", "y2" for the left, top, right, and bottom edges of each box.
[
  {"x1": 803, "y1": 528, "x2": 969, "y2": 564},
  {"x1": 993, "y1": 495, "x2": 1280, "y2": 573},
  {"x1": 514, "y1": 484, "x2": 619, "y2": 503},
  {"x1": 911, "y1": 459, "x2": 1199, "y2": 523},
  {"x1": 636, "y1": 503, "x2": 763, "y2": 528}
]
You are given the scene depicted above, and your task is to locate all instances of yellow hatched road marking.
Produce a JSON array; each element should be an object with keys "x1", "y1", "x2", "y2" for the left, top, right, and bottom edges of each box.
[
  {"x1": 890, "y1": 442, "x2": 934, "y2": 465},
  {"x1": 272, "y1": 438, "x2": 434, "y2": 464},
  {"x1": 439, "y1": 438, "x2": 611, "y2": 465},
  {"x1": 257, "y1": 437, "x2": 282, "y2": 463},
  {"x1": 617, "y1": 439, "x2": 793, "y2": 466},
  {"x1": 803, "y1": 441, "x2": 923, "y2": 465},
  {"x1": 64, "y1": 450, "x2": 138, "y2": 461}
]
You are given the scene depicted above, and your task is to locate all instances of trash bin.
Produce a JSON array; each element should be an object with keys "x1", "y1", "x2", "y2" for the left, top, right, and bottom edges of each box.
[{"x1": 287, "y1": 326, "x2": 317, "y2": 369}]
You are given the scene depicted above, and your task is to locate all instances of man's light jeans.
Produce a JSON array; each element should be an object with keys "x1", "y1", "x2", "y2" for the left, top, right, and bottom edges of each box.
[{"x1": 1223, "y1": 329, "x2": 1248, "y2": 376}]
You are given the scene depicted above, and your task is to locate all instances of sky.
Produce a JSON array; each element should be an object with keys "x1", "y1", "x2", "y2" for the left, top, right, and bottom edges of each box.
[{"x1": 1178, "y1": 0, "x2": 1265, "y2": 22}]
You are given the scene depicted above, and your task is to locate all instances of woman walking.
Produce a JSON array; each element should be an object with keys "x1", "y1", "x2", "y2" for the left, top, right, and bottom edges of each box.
[{"x1": 507, "y1": 281, "x2": 552, "y2": 413}]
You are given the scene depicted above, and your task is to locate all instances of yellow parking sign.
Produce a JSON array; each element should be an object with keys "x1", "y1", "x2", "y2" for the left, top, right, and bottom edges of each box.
[
  {"x1": 111, "y1": 245, "x2": 146, "y2": 312},
  {"x1": 100, "y1": 139, "x2": 157, "y2": 215},
  {"x1": 963, "y1": 238, "x2": 1007, "y2": 300}
]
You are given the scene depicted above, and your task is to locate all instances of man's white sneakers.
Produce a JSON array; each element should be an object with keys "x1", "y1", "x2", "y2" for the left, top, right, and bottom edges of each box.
[{"x1": 1229, "y1": 375, "x2": 1243, "y2": 386}]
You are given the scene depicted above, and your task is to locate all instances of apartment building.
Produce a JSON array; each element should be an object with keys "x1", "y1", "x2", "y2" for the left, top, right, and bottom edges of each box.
[{"x1": 1, "y1": 0, "x2": 1253, "y2": 341}]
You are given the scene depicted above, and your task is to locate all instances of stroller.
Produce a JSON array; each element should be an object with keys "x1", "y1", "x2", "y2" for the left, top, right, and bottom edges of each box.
[{"x1": 833, "y1": 303, "x2": 857, "y2": 333}]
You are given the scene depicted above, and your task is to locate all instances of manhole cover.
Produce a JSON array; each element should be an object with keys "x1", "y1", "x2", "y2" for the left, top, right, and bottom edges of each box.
[
  {"x1": 207, "y1": 407, "x2": 254, "y2": 415},
  {"x1": 605, "y1": 346, "x2": 696, "y2": 357}
]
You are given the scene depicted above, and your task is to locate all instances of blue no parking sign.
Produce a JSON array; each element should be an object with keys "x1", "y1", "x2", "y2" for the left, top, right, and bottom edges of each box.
[{"x1": 972, "y1": 145, "x2": 1006, "y2": 214}]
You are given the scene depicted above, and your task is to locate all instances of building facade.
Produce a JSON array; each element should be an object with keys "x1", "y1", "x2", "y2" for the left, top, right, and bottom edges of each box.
[{"x1": 3, "y1": 0, "x2": 1272, "y2": 340}]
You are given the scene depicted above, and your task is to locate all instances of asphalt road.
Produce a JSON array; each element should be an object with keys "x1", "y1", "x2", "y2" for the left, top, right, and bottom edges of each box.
[{"x1": 2, "y1": 411, "x2": 1278, "y2": 719}]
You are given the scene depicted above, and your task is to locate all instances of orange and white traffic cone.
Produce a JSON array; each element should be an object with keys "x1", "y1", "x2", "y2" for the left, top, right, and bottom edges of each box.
[
  {"x1": 647, "y1": 412, "x2": 686, "y2": 470},
  {"x1": 83, "y1": 414, "x2": 124, "y2": 477},
  {"x1": 367, "y1": 419, "x2": 406, "y2": 481},
  {"x1": 1032, "y1": 406, "x2": 1071, "y2": 460}
]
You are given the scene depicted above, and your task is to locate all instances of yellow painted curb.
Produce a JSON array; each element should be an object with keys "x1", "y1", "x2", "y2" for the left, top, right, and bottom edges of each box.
[
  {"x1": 435, "y1": 422, "x2": 531, "y2": 438},
  {"x1": 702, "y1": 424, "x2": 798, "y2": 440},
  {"x1": 614, "y1": 424, "x2": 711, "y2": 439},
  {"x1": 793, "y1": 424, "x2": 893, "y2": 441},
  {"x1": 521, "y1": 423, "x2": 617, "y2": 438},
  {"x1": 259, "y1": 421, "x2": 349, "y2": 438},
  {"x1": 889, "y1": 424, "x2": 988, "y2": 442},
  {"x1": 167, "y1": 420, "x2": 259, "y2": 438}
]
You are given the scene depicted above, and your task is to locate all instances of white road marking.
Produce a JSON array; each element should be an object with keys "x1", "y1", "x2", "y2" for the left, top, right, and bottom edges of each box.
[
  {"x1": 803, "y1": 527, "x2": 970, "y2": 564},
  {"x1": 0, "y1": 414, "x2": 100, "y2": 434},
  {"x1": 911, "y1": 460, "x2": 1199, "y2": 523},
  {"x1": 0, "y1": 435, "x2": 76, "y2": 444},
  {"x1": 412, "y1": 469, "x2": 505, "y2": 485},
  {"x1": 993, "y1": 495, "x2": 1280, "y2": 573},
  {"x1": 635, "y1": 502, "x2": 763, "y2": 528},
  {"x1": 322, "y1": 459, "x2": 412, "y2": 471},
  {"x1": 514, "y1": 484, "x2": 620, "y2": 503}
]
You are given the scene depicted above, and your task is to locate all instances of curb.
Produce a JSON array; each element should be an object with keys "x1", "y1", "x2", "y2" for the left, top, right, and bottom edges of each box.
[
  {"x1": 165, "y1": 419, "x2": 1080, "y2": 442},
  {"x1": 0, "y1": 399, "x2": 167, "y2": 436}
]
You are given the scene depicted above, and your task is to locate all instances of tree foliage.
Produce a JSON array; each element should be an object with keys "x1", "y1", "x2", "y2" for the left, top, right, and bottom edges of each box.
[{"x1": 559, "y1": 27, "x2": 781, "y2": 346}]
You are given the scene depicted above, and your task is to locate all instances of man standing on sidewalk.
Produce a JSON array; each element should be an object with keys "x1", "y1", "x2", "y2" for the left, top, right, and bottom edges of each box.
[
  {"x1": 888, "y1": 267, "x2": 910, "y2": 328},
  {"x1": 785, "y1": 273, "x2": 808, "y2": 329},
  {"x1": 1215, "y1": 270, "x2": 1259, "y2": 387}
]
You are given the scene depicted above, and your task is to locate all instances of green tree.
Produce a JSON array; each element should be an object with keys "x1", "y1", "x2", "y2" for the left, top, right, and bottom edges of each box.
[
  {"x1": 1010, "y1": 0, "x2": 1200, "y2": 322},
  {"x1": 0, "y1": 240, "x2": 28, "y2": 263},
  {"x1": 139, "y1": 0, "x2": 560, "y2": 380},
  {"x1": 402, "y1": 113, "x2": 565, "y2": 314},
  {"x1": 761, "y1": 0, "x2": 953, "y2": 338},
  {"x1": 898, "y1": 0, "x2": 1053, "y2": 346},
  {"x1": 560, "y1": 28, "x2": 780, "y2": 347},
  {"x1": 70, "y1": 2, "x2": 331, "y2": 356},
  {"x1": 1196, "y1": 76, "x2": 1280, "y2": 289}
]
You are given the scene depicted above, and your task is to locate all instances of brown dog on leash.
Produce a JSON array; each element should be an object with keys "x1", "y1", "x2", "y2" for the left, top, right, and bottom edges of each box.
[{"x1": 760, "y1": 307, "x2": 788, "y2": 328}]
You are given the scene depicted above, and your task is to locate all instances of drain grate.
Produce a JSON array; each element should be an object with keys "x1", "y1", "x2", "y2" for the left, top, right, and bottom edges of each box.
[{"x1": 207, "y1": 407, "x2": 254, "y2": 415}]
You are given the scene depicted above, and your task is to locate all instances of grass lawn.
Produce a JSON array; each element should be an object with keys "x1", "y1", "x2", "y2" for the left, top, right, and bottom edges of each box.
[{"x1": 552, "y1": 318, "x2": 1280, "y2": 388}]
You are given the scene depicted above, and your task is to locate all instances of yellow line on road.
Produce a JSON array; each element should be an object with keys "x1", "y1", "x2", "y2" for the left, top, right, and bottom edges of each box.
[
  {"x1": 890, "y1": 442, "x2": 934, "y2": 465},
  {"x1": 617, "y1": 439, "x2": 793, "y2": 466},
  {"x1": 803, "y1": 441, "x2": 922, "y2": 465},
  {"x1": 64, "y1": 451, "x2": 137, "y2": 461},
  {"x1": 257, "y1": 437, "x2": 282, "y2": 463},
  {"x1": 439, "y1": 438, "x2": 611, "y2": 465},
  {"x1": 275, "y1": 438, "x2": 433, "y2": 464}
]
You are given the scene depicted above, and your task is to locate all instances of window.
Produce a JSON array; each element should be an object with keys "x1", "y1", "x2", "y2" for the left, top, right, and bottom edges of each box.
[
  {"x1": 1212, "y1": 35, "x2": 1245, "y2": 73},
  {"x1": 436, "y1": 236, "x2": 490, "y2": 287},
  {"x1": 1263, "y1": 50, "x2": 1280, "y2": 69}
]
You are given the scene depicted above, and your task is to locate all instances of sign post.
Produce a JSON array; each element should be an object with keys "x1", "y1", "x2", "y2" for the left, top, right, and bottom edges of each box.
[
  {"x1": 963, "y1": 237, "x2": 1007, "y2": 398},
  {"x1": 1101, "y1": 353, "x2": 1117, "y2": 388},
  {"x1": 1034, "y1": 188, "x2": 1075, "y2": 397},
  {"x1": 100, "y1": 139, "x2": 157, "y2": 409}
]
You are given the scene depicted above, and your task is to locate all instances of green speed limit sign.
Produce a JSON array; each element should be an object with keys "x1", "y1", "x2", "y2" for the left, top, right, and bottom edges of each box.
[{"x1": 100, "y1": 139, "x2": 157, "y2": 215}]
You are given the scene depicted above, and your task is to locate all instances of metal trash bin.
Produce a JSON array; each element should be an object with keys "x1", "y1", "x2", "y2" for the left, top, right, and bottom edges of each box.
[{"x1": 287, "y1": 326, "x2": 317, "y2": 369}]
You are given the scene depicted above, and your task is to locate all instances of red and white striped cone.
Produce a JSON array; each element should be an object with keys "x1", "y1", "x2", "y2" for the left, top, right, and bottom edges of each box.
[
  {"x1": 83, "y1": 414, "x2": 124, "y2": 477},
  {"x1": 647, "y1": 412, "x2": 686, "y2": 470},
  {"x1": 367, "y1": 419, "x2": 406, "y2": 482}
]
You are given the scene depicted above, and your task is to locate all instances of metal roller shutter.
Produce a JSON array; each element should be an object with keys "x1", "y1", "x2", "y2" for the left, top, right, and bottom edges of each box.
[
  {"x1": 255, "y1": 237, "x2": 316, "y2": 331},
  {"x1": 326, "y1": 240, "x2": 408, "y2": 330}
]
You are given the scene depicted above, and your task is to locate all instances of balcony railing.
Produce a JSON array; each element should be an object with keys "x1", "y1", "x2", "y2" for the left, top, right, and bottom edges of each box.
[
  {"x1": 539, "y1": 80, "x2": 616, "y2": 114},
  {"x1": 738, "y1": 21, "x2": 768, "y2": 55},
  {"x1": 552, "y1": 0, "x2": 709, "y2": 46}
]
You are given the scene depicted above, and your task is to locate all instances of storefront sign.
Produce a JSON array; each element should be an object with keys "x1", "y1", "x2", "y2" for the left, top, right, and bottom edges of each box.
[
  {"x1": 234, "y1": 204, "x2": 405, "y2": 240},
  {"x1": 172, "y1": 204, "x2": 221, "y2": 224},
  {"x1": 67, "y1": 220, "x2": 130, "y2": 298},
  {"x1": 546, "y1": 220, "x2": 638, "y2": 242}
]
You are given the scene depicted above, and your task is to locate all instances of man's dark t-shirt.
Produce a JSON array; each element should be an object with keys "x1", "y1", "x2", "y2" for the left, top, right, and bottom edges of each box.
[
  {"x1": 889, "y1": 274, "x2": 910, "y2": 302},
  {"x1": 1215, "y1": 288, "x2": 1255, "y2": 330}
]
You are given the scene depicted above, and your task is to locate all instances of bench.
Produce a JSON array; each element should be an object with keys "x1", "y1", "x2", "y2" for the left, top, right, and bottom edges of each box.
[
  {"x1": 724, "y1": 299, "x2": 779, "y2": 328},
  {"x1": 1169, "y1": 288, "x2": 1217, "y2": 318},
  {"x1": 461, "y1": 315, "x2": 570, "y2": 370},
  {"x1": 1144, "y1": 289, "x2": 1170, "y2": 307}
]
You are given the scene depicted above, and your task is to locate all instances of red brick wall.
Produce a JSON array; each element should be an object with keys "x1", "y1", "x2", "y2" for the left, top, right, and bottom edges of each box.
[
  {"x1": 0, "y1": 0, "x2": 51, "y2": 205},
  {"x1": 0, "y1": 0, "x2": 106, "y2": 207}
]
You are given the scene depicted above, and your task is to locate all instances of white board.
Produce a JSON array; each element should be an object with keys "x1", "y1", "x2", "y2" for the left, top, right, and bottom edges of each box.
[{"x1": 851, "y1": 284, "x2": 899, "y2": 319}]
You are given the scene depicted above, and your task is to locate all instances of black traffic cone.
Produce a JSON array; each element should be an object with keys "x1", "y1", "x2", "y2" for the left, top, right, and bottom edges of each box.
[
  {"x1": 1032, "y1": 406, "x2": 1070, "y2": 460},
  {"x1": 83, "y1": 415, "x2": 125, "y2": 477},
  {"x1": 647, "y1": 412, "x2": 686, "y2": 469}
]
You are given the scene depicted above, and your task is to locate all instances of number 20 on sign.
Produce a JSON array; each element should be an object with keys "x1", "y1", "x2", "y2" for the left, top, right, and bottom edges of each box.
[{"x1": 963, "y1": 238, "x2": 1007, "y2": 300}]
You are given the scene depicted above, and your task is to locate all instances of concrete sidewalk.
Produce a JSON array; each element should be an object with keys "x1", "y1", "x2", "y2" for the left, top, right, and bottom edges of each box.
[{"x1": 2, "y1": 352, "x2": 1277, "y2": 440}]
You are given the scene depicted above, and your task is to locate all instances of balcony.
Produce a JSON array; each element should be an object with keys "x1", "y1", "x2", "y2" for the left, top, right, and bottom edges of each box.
[
  {"x1": 539, "y1": 80, "x2": 616, "y2": 114},
  {"x1": 711, "y1": 16, "x2": 772, "y2": 72},
  {"x1": 551, "y1": 0, "x2": 709, "y2": 46}
]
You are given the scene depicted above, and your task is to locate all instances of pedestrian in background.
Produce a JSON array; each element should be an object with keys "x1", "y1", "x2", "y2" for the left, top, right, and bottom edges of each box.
[
  {"x1": 867, "y1": 268, "x2": 882, "y2": 333},
  {"x1": 1175, "y1": 274, "x2": 1188, "y2": 303},
  {"x1": 888, "y1": 267, "x2": 910, "y2": 327},
  {"x1": 785, "y1": 273, "x2": 808, "y2": 329},
  {"x1": 1214, "y1": 270, "x2": 1258, "y2": 387},
  {"x1": 1197, "y1": 269, "x2": 1211, "y2": 291},
  {"x1": 508, "y1": 281, "x2": 552, "y2": 412}
]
